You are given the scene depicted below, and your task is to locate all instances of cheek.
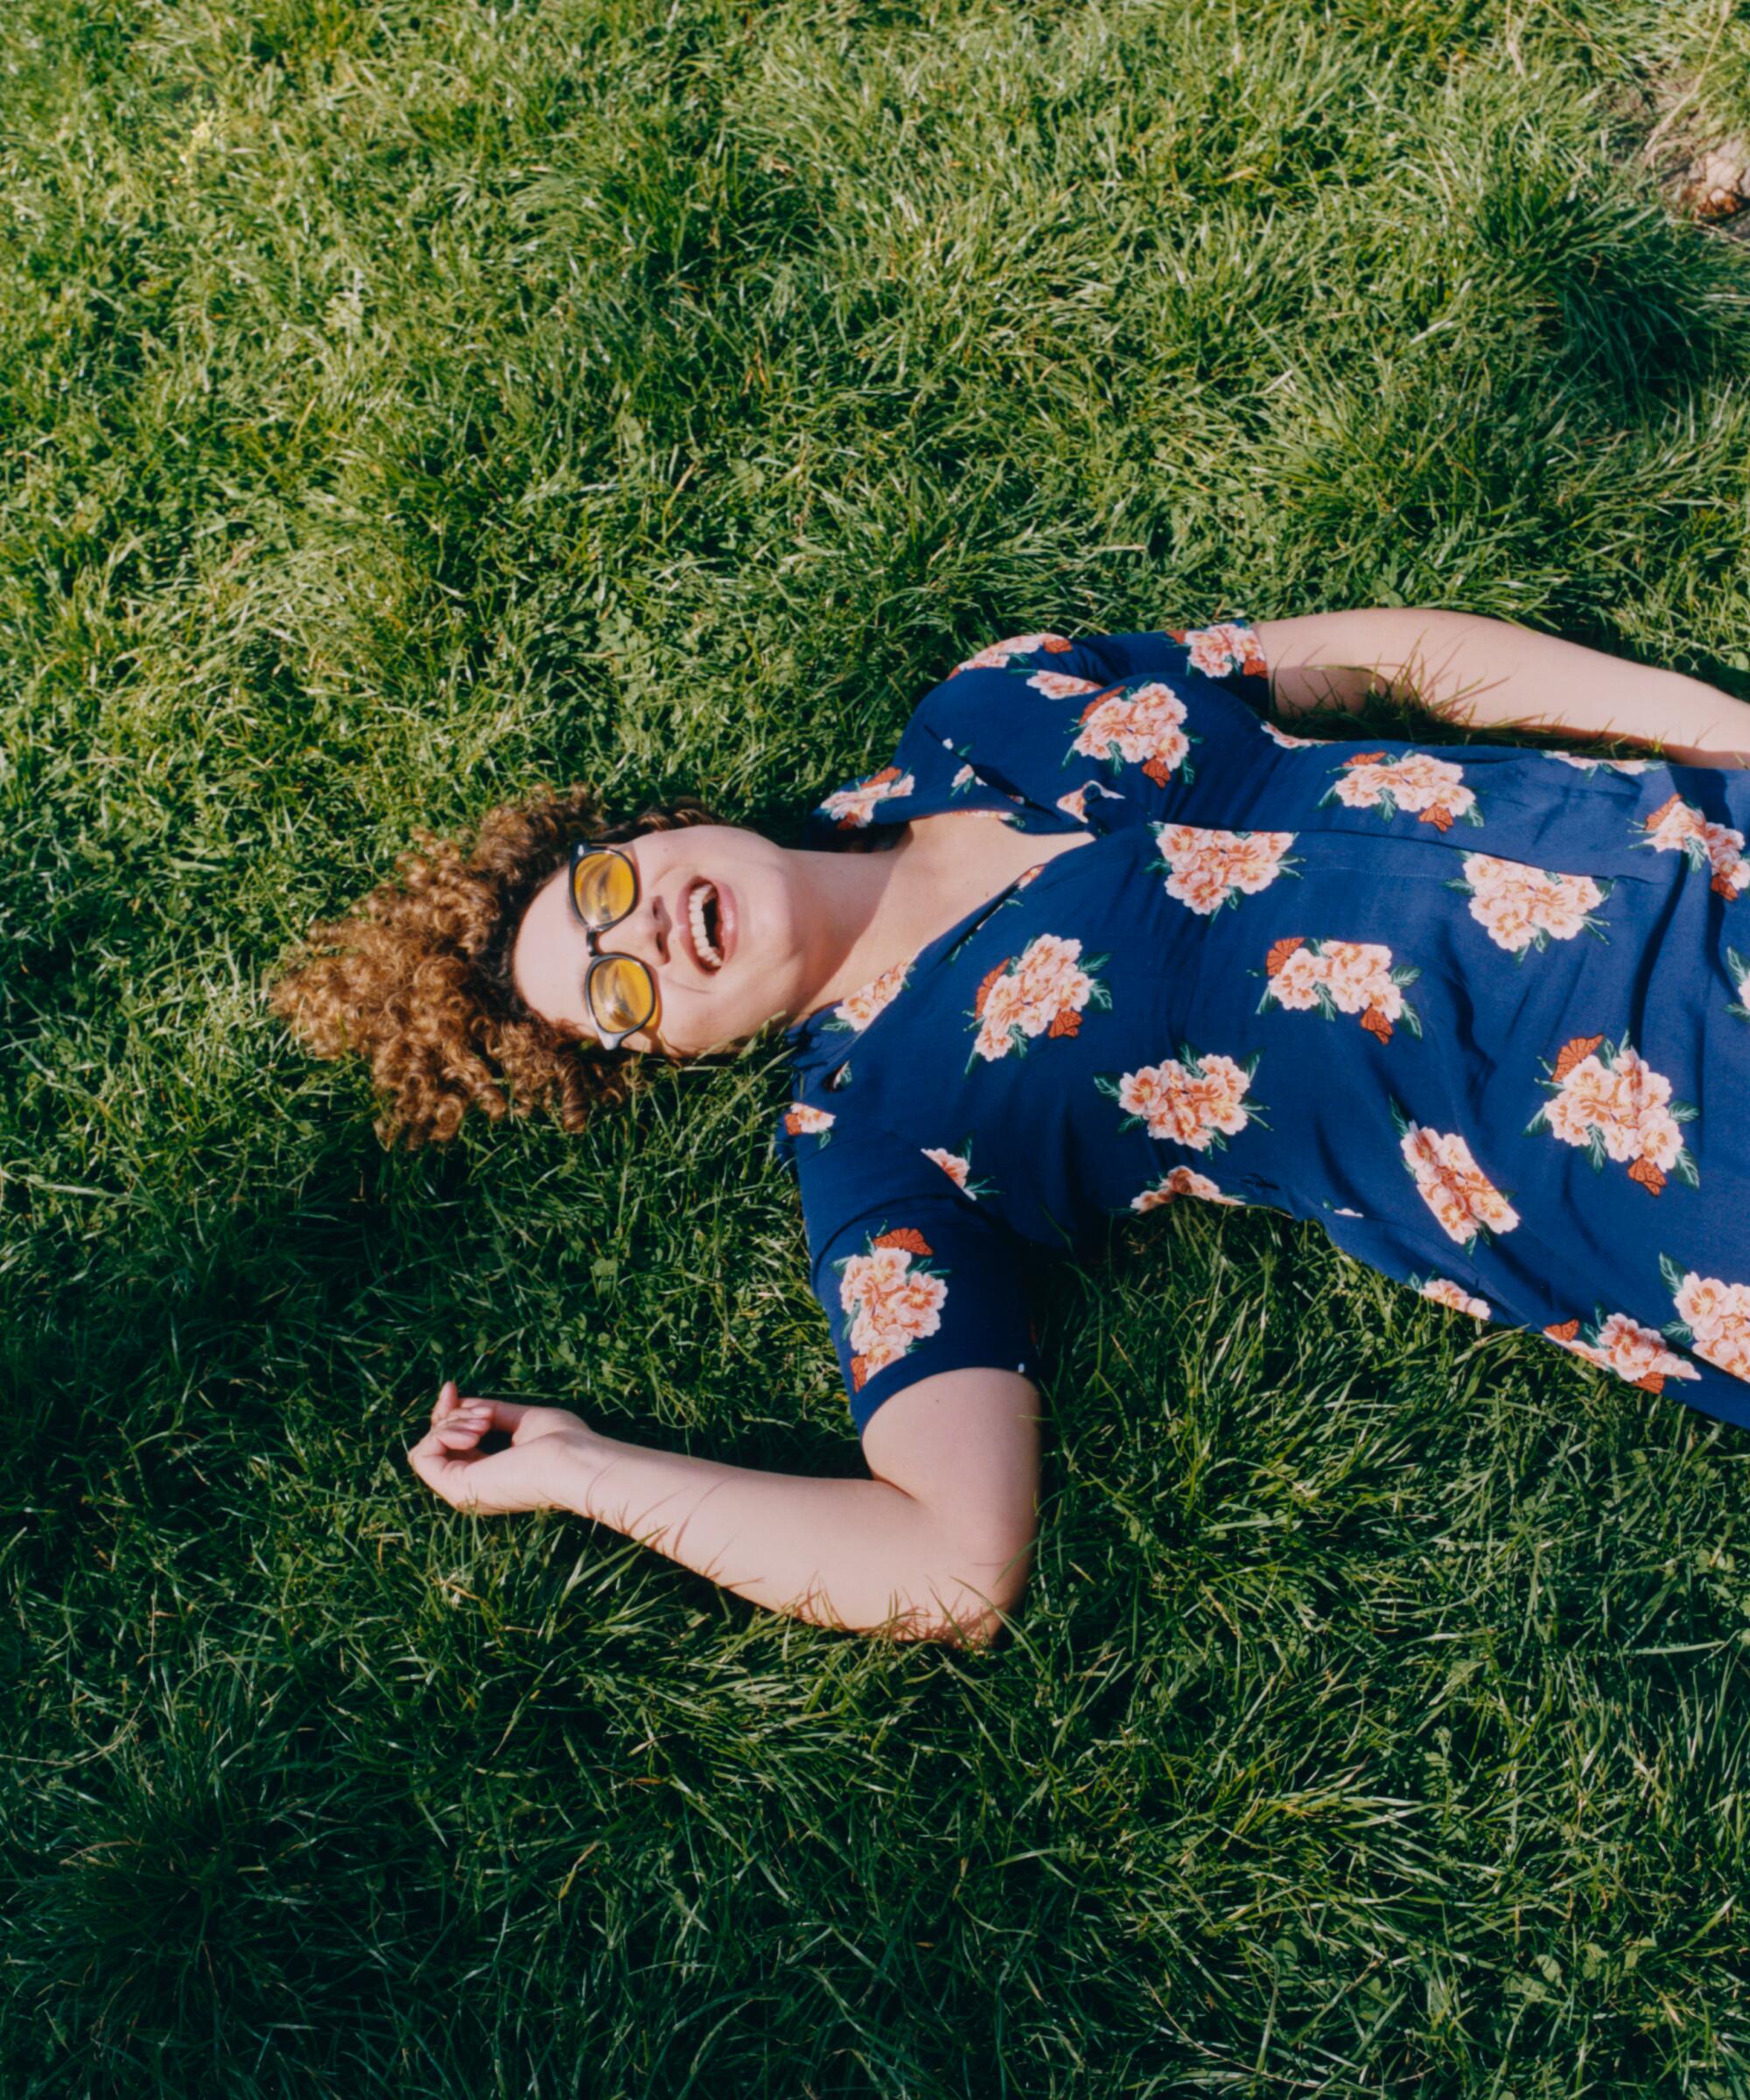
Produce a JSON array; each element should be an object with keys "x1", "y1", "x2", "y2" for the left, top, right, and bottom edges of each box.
[
  {"x1": 667, "y1": 976, "x2": 774, "y2": 1060},
  {"x1": 750, "y1": 863, "x2": 799, "y2": 952}
]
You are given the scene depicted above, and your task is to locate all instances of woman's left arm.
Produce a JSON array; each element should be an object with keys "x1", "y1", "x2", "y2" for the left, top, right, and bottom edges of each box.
[
  {"x1": 406, "y1": 1374, "x2": 1040, "y2": 1646},
  {"x1": 1250, "y1": 608, "x2": 1750, "y2": 768}
]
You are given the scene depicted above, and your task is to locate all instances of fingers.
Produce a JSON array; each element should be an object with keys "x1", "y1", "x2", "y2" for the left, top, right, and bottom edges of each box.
[
  {"x1": 407, "y1": 1428, "x2": 451, "y2": 1488},
  {"x1": 411, "y1": 1386, "x2": 562, "y2": 1516},
  {"x1": 408, "y1": 1424, "x2": 485, "y2": 1504},
  {"x1": 410, "y1": 1390, "x2": 494, "y2": 1504},
  {"x1": 432, "y1": 1385, "x2": 536, "y2": 1435},
  {"x1": 408, "y1": 1445, "x2": 480, "y2": 1510},
  {"x1": 436, "y1": 1396, "x2": 493, "y2": 1449}
]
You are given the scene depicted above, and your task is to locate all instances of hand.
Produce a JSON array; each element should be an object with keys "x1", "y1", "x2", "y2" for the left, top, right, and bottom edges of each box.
[{"x1": 407, "y1": 1381, "x2": 600, "y2": 1515}]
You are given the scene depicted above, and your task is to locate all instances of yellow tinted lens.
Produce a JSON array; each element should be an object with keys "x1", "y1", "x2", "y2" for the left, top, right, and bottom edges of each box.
[
  {"x1": 588, "y1": 956, "x2": 655, "y2": 1036},
  {"x1": 572, "y1": 850, "x2": 636, "y2": 928}
]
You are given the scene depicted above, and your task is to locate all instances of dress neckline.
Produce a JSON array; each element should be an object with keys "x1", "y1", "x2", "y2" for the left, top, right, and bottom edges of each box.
[
  {"x1": 788, "y1": 692, "x2": 1126, "y2": 1059},
  {"x1": 785, "y1": 820, "x2": 1104, "y2": 1060}
]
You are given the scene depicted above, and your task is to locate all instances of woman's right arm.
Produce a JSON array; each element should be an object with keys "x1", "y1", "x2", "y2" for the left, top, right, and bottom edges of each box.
[
  {"x1": 408, "y1": 1369, "x2": 1040, "y2": 1646},
  {"x1": 1250, "y1": 607, "x2": 1750, "y2": 767}
]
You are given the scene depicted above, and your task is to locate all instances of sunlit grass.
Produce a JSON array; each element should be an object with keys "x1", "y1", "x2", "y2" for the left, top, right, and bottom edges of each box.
[{"x1": 8, "y1": 1, "x2": 1750, "y2": 2091}]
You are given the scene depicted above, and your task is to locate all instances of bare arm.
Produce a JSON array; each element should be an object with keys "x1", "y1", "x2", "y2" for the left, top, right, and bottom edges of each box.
[
  {"x1": 1250, "y1": 608, "x2": 1750, "y2": 768},
  {"x1": 408, "y1": 1368, "x2": 1040, "y2": 1646}
]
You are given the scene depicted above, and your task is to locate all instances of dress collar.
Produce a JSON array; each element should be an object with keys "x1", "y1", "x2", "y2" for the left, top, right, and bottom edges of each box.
[{"x1": 788, "y1": 682, "x2": 1120, "y2": 1065}]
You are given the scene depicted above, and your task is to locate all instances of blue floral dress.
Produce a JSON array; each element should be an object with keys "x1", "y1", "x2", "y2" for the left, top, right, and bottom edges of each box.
[{"x1": 774, "y1": 622, "x2": 1750, "y2": 1438}]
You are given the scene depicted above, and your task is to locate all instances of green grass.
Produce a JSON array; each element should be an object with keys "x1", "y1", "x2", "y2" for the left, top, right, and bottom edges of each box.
[{"x1": 10, "y1": 0, "x2": 1750, "y2": 2091}]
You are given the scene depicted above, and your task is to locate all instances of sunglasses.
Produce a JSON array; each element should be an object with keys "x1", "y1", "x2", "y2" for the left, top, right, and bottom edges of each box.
[{"x1": 566, "y1": 842, "x2": 661, "y2": 1050}]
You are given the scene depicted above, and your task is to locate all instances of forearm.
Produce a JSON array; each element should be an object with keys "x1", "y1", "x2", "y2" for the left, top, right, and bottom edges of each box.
[
  {"x1": 1250, "y1": 608, "x2": 1750, "y2": 767},
  {"x1": 556, "y1": 1432, "x2": 1020, "y2": 1644}
]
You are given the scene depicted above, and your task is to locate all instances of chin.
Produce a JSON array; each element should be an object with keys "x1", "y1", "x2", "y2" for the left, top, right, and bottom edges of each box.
[{"x1": 691, "y1": 1020, "x2": 773, "y2": 1061}]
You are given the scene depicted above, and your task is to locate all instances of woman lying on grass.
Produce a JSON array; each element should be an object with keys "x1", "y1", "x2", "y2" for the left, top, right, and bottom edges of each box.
[{"x1": 275, "y1": 608, "x2": 1750, "y2": 1647}]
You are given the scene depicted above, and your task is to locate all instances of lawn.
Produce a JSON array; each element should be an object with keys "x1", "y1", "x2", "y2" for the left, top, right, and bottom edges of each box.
[{"x1": 10, "y1": 0, "x2": 1750, "y2": 2092}]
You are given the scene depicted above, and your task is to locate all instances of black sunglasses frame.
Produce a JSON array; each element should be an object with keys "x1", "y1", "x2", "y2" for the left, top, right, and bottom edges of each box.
[{"x1": 566, "y1": 841, "x2": 660, "y2": 1051}]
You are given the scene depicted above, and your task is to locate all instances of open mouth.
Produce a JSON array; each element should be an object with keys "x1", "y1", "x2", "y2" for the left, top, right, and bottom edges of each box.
[{"x1": 684, "y1": 878, "x2": 727, "y2": 973}]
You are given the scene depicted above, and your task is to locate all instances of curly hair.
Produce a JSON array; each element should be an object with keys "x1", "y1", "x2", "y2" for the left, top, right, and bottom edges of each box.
[{"x1": 271, "y1": 785, "x2": 719, "y2": 1148}]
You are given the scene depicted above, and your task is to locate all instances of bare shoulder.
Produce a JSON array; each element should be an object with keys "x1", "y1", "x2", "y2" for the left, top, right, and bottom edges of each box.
[{"x1": 860, "y1": 1368, "x2": 1041, "y2": 1555}]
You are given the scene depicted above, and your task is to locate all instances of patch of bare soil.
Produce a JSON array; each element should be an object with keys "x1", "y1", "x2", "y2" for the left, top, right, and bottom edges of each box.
[{"x1": 1642, "y1": 76, "x2": 1750, "y2": 239}]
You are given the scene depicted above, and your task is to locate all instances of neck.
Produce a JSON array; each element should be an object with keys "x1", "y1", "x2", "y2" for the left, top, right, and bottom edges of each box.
[{"x1": 784, "y1": 835, "x2": 920, "y2": 1024}]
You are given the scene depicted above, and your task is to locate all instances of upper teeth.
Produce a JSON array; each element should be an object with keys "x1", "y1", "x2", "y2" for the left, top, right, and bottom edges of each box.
[{"x1": 689, "y1": 882, "x2": 722, "y2": 970}]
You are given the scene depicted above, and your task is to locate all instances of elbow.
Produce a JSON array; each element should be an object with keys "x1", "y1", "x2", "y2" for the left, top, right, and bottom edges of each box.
[
  {"x1": 934, "y1": 1598, "x2": 1023, "y2": 1650},
  {"x1": 941, "y1": 1606, "x2": 1017, "y2": 1651},
  {"x1": 913, "y1": 1538, "x2": 1035, "y2": 1649},
  {"x1": 896, "y1": 1605, "x2": 1012, "y2": 1649}
]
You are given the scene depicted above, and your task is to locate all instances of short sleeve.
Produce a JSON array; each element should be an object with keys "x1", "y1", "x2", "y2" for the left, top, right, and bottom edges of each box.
[
  {"x1": 782, "y1": 1105, "x2": 1035, "y2": 1435},
  {"x1": 1068, "y1": 622, "x2": 1272, "y2": 718}
]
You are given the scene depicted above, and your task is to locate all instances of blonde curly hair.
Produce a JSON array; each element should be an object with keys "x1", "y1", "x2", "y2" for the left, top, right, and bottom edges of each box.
[{"x1": 271, "y1": 785, "x2": 718, "y2": 1148}]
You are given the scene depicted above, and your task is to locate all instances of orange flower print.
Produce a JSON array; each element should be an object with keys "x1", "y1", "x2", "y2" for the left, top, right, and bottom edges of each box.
[
  {"x1": 1028, "y1": 670, "x2": 1102, "y2": 698},
  {"x1": 949, "y1": 634, "x2": 1073, "y2": 678},
  {"x1": 818, "y1": 766, "x2": 916, "y2": 830},
  {"x1": 1130, "y1": 1165, "x2": 1243, "y2": 1213},
  {"x1": 1070, "y1": 682, "x2": 1200, "y2": 787},
  {"x1": 1256, "y1": 934, "x2": 1423, "y2": 1042},
  {"x1": 939, "y1": 740, "x2": 984, "y2": 797},
  {"x1": 1635, "y1": 792, "x2": 1750, "y2": 899},
  {"x1": 1260, "y1": 719, "x2": 1321, "y2": 750},
  {"x1": 1545, "y1": 750, "x2": 1656, "y2": 774},
  {"x1": 835, "y1": 1228, "x2": 949, "y2": 1392},
  {"x1": 1527, "y1": 1032, "x2": 1698, "y2": 1196},
  {"x1": 968, "y1": 934, "x2": 1112, "y2": 1068},
  {"x1": 1151, "y1": 823, "x2": 1300, "y2": 915},
  {"x1": 1057, "y1": 780, "x2": 1127, "y2": 823},
  {"x1": 921, "y1": 1138, "x2": 997, "y2": 1201},
  {"x1": 1320, "y1": 750, "x2": 1480, "y2": 831},
  {"x1": 825, "y1": 958, "x2": 914, "y2": 1035},
  {"x1": 1099, "y1": 1044, "x2": 1264, "y2": 1154},
  {"x1": 1448, "y1": 852, "x2": 1612, "y2": 959},
  {"x1": 1418, "y1": 1277, "x2": 1490, "y2": 1320},
  {"x1": 1545, "y1": 1305, "x2": 1701, "y2": 1394},
  {"x1": 1662, "y1": 1255, "x2": 1750, "y2": 1383},
  {"x1": 1390, "y1": 1101, "x2": 1519, "y2": 1250},
  {"x1": 1166, "y1": 622, "x2": 1268, "y2": 681},
  {"x1": 783, "y1": 1102, "x2": 836, "y2": 1144}
]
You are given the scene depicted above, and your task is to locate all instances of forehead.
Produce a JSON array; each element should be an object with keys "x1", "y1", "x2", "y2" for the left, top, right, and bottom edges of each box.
[{"x1": 510, "y1": 859, "x2": 585, "y2": 1015}]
